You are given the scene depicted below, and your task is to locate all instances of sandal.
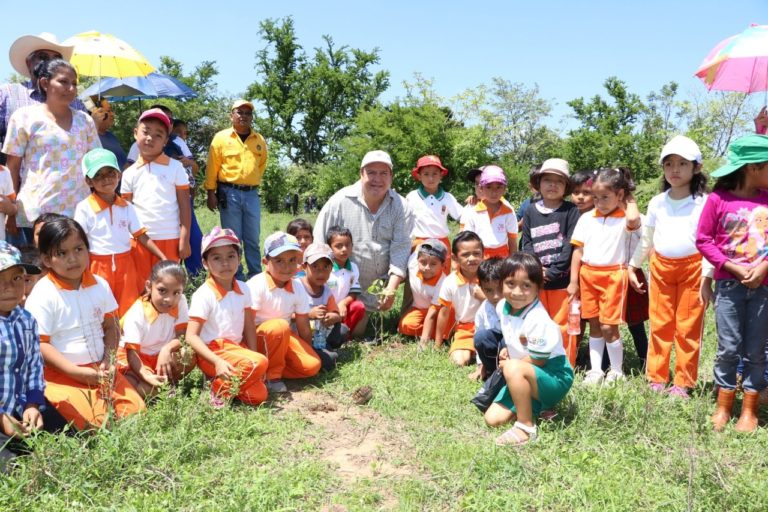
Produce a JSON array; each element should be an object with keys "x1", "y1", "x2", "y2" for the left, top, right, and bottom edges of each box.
[{"x1": 495, "y1": 421, "x2": 538, "y2": 446}]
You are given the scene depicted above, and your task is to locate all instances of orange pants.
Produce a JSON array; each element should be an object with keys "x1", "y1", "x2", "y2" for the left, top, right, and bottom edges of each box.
[
  {"x1": 196, "y1": 339, "x2": 268, "y2": 405},
  {"x1": 540, "y1": 288, "x2": 576, "y2": 367},
  {"x1": 44, "y1": 364, "x2": 146, "y2": 430},
  {"x1": 116, "y1": 347, "x2": 196, "y2": 375},
  {"x1": 90, "y1": 252, "x2": 140, "y2": 317},
  {"x1": 449, "y1": 321, "x2": 476, "y2": 353},
  {"x1": 579, "y1": 263, "x2": 627, "y2": 326},
  {"x1": 132, "y1": 238, "x2": 180, "y2": 291},
  {"x1": 412, "y1": 236, "x2": 451, "y2": 273},
  {"x1": 646, "y1": 253, "x2": 705, "y2": 387},
  {"x1": 255, "y1": 319, "x2": 321, "y2": 380},
  {"x1": 398, "y1": 307, "x2": 433, "y2": 337},
  {"x1": 483, "y1": 245, "x2": 510, "y2": 259}
]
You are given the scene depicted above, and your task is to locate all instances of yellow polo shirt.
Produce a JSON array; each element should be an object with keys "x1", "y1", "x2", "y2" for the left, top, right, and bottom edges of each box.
[{"x1": 205, "y1": 127, "x2": 268, "y2": 189}]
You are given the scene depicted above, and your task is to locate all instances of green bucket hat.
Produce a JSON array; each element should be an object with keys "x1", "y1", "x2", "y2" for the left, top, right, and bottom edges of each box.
[
  {"x1": 711, "y1": 134, "x2": 768, "y2": 178},
  {"x1": 82, "y1": 148, "x2": 120, "y2": 179}
]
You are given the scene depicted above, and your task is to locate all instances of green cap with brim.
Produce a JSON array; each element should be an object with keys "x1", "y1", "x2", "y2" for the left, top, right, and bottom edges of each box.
[
  {"x1": 82, "y1": 148, "x2": 120, "y2": 179},
  {"x1": 711, "y1": 134, "x2": 768, "y2": 178}
]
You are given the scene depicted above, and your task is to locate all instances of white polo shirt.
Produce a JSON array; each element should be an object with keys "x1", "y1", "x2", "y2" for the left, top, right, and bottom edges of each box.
[
  {"x1": 497, "y1": 299, "x2": 565, "y2": 360},
  {"x1": 327, "y1": 259, "x2": 362, "y2": 303},
  {"x1": 247, "y1": 272, "x2": 310, "y2": 325},
  {"x1": 646, "y1": 192, "x2": 707, "y2": 258},
  {"x1": 571, "y1": 209, "x2": 637, "y2": 266},
  {"x1": 120, "y1": 154, "x2": 189, "y2": 241},
  {"x1": 405, "y1": 186, "x2": 462, "y2": 239},
  {"x1": 188, "y1": 278, "x2": 251, "y2": 345},
  {"x1": 74, "y1": 194, "x2": 147, "y2": 255},
  {"x1": 475, "y1": 300, "x2": 501, "y2": 332},
  {"x1": 0, "y1": 166, "x2": 14, "y2": 241},
  {"x1": 120, "y1": 295, "x2": 189, "y2": 356},
  {"x1": 435, "y1": 270, "x2": 481, "y2": 323},
  {"x1": 26, "y1": 271, "x2": 119, "y2": 366},
  {"x1": 459, "y1": 199, "x2": 518, "y2": 250},
  {"x1": 407, "y1": 251, "x2": 445, "y2": 310}
]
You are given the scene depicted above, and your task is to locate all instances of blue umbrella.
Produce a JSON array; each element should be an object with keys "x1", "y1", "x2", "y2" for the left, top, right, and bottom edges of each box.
[{"x1": 81, "y1": 71, "x2": 198, "y2": 102}]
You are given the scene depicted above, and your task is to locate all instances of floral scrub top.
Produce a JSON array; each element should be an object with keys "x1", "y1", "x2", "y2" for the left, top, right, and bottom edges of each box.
[{"x1": 1, "y1": 104, "x2": 100, "y2": 227}]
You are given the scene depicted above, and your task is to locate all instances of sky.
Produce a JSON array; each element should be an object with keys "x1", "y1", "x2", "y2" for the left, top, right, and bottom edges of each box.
[{"x1": 2, "y1": 0, "x2": 766, "y2": 130}]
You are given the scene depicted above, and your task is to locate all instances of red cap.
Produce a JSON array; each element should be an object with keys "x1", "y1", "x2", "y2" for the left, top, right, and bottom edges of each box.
[
  {"x1": 411, "y1": 155, "x2": 448, "y2": 180},
  {"x1": 138, "y1": 108, "x2": 171, "y2": 133}
]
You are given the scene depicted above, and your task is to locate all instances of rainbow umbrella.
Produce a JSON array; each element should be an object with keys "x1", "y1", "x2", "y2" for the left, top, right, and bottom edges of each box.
[
  {"x1": 63, "y1": 30, "x2": 154, "y2": 79},
  {"x1": 695, "y1": 24, "x2": 768, "y2": 93}
]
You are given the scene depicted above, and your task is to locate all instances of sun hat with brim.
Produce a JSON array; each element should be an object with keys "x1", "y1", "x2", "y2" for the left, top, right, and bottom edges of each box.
[
  {"x1": 82, "y1": 148, "x2": 120, "y2": 178},
  {"x1": 201, "y1": 227, "x2": 241, "y2": 255},
  {"x1": 710, "y1": 134, "x2": 768, "y2": 178},
  {"x1": 303, "y1": 242, "x2": 334, "y2": 264},
  {"x1": 479, "y1": 165, "x2": 507, "y2": 186},
  {"x1": 9, "y1": 32, "x2": 73, "y2": 78},
  {"x1": 265, "y1": 232, "x2": 301, "y2": 258},
  {"x1": 411, "y1": 155, "x2": 448, "y2": 180},
  {"x1": 658, "y1": 135, "x2": 702, "y2": 165},
  {"x1": 537, "y1": 158, "x2": 571, "y2": 179},
  {"x1": 0, "y1": 241, "x2": 41, "y2": 275}
]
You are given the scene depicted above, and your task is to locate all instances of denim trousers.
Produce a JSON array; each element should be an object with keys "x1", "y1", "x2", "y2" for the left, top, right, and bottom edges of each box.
[
  {"x1": 218, "y1": 186, "x2": 262, "y2": 279},
  {"x1": 714, "y1": 280, "x2": 768, "y2": 391}
]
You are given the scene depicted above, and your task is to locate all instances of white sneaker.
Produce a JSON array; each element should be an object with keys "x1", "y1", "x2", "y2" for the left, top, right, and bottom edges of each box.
[
  {"x1": 267, "y1": 379, "x2": 288, "y2": 393},
  {"x1": 583, "y1": 369, "x2": 605, "y2": 386},
  {"x1": 604, "y1": 369, "x2": 626, "y2": 384}
]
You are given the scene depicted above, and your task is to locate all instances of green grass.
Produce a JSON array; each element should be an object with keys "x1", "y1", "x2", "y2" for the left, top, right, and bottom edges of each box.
[{"x1": 3, "y1": 210, "x2": 768, "y2": 511}]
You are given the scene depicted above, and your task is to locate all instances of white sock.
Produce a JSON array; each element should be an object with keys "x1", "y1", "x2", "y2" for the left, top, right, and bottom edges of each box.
[
  {"x1": 606, "y1": 338, "x2": 624, "y2": 374},
  {"x1": 589, "y1": 337, "x2": 605, "y2": 371}
]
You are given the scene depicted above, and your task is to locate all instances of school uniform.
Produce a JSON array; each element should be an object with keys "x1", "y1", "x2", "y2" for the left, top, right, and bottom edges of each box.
[
  {"x1": 405, "y1": 186, "x2": 461, "y2": 271},
  {"x1": 117, "y1": 295, "x2": 190, "y2": 374},
  {"x1": 247, "y1": 272, "x2": 321, "y2": 380},
  {"x1": 571, "y1": 209, "x2": 638, "y2": 325},
  {"x1": 460, "y1": 198, "x2": 518, "y2": 259},
  {"x1": 25, "y1": 271, "x2": 145, "y2": 430},
  {"x1": 398, "y1": 251, "x2": 445, "y2": 337},
  {"x1": 188, "y1": 278, "x2": 267, "y2": 405},
  {"x1": 435, "y1": 270, "x2": 482, "y2": 353},
  {"x1": 473, "y1": 299, "x2": 504, "y2": 373},
  {"x1": 74, "y1": 193, "x2": 146, "y2": 316},
  {"x1": 120, "y1": 154, "x2": 189, "y2": 285},
  {"x1": 297, "y1": 280, "x2": 343, "y2": 371},
  {"x1": 0, "y1": 165, "x2": 15, "y2": 241},
  {"x1": 521, "y1": 200, "x2": 580, "y2": 366},
  {"x1": 494, "y1": 299, "x2": 573, "y2": 416},
  {"x1": 327, "y1": 259, "x2": 366, "y2": 334}
]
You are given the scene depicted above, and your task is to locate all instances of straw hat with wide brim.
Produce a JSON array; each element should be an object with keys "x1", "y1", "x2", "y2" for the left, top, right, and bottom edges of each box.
[{"x1": 9, "y1": 33, "x2": 73, "y2": 78}]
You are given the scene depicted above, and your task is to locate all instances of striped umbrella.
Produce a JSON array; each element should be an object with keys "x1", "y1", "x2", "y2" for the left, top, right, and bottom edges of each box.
[{"x1": 695, "y1": 24, "x2": 768, "y2": 93}]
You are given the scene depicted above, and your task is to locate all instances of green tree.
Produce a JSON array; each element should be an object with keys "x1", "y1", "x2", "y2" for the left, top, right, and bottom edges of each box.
[
  {"x1": 679, "y1": 90, "x2": 758, "y2": 158},
  {"x1": 247, "y1": 16, "x2": 390, "y2": 165}
]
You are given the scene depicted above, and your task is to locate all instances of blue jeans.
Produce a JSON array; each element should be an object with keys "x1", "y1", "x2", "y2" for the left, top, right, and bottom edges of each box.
[
  {"x1": 184, "y1": 196, "x2": 204, "y2": 277},
  {"x1": 714, "y1": 280, "x2": 768, "y2": 391},
  {"x1": 474, "y1": 328, "x2": 504, "y2": 374},
  {"x1": 218, "y1": 186, "x2": 261, "y2": 279}
]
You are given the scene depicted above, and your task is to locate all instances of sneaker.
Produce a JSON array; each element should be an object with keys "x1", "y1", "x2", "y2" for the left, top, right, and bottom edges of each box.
[
  {"x1": 667, "y1": 385, "x2": 690, "y2": 399},
  {"x1": 583, "y1": 369, "x2": 605, "y2": 386},
  {"x1": 209, "y1": 390, "x2": 226, "y2": 409},
  {"x1": 267, "y1": 379, "x2": 288, "y2": 394},
  {"x1": 648, "y1": 382, "x2": 666, "y2": 393},
  {"x1": 604, "y1": 370, "x2": 626, "y2": 384}
]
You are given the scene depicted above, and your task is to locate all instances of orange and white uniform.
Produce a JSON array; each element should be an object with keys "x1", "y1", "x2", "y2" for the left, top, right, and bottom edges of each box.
[
  {"x1": 406, "y1": 186, "x2": 461, "y2": 268},
  {"x1": 247, "y1": 272, "x2": 321, "y2": 380},
  {"x1": 188, "y1": 278, "x2": 268, "y2": 405},
  {"x1": 434, "y1": 270, "x2": 481, "y2": 353},
  {"x1": 460, "y1": 199, "x2": 518, "y2": 258},
  {"x1": 25, "y1": 271, "x2": 145, "y2": 430},
  {"x1": 630, "y1": 192, "x2": 708, "y2": 387},
  {"x1": 120, "y1": 154, "x2": 189, "y2": 283},
  {"x1": 74, "y1": 193, "x2": 146, "y2": 316},
  {"x1": 399, "y1": 251, "x2": 446, "y2": 337},
  {"x1": 571, "y1": 209, "x2": 639, "y2": 325},
  {"x1": 117, "y1": 295, "x2": 190, "y2": 373},
  {"x1": 0, "y1": 165, "x2": 15, "y2": 241}
]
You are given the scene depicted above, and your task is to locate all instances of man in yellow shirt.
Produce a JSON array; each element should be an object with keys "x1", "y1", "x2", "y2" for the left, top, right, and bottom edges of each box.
[{"x1": 205, "y1": 100, "x2": 268, "y2": 278}]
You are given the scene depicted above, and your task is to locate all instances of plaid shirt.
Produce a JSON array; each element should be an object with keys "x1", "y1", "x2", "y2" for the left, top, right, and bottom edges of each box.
[
  {"x1": 0, "y1": 306, "x2": 45, "y2": 417},
  {"x1": 0, "y1": 81, "x2": 86, "y2": 149},
  {"x1": 314, "y1": 181, "x2": 413, "y2": 310}
]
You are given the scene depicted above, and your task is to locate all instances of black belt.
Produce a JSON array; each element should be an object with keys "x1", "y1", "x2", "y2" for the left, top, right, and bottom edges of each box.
[{"x1": 218, "y1": 182, "x2": 258, "y2": 191}]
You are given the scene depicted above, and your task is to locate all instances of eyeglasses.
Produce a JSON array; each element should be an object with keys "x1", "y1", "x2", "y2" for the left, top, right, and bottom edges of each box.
[
  {"x1": 232, "y1": 110, "x2": 253, "y2": 117},
  {"x1": 29, "y1": 50, "x2": 62, "y2": 61}
]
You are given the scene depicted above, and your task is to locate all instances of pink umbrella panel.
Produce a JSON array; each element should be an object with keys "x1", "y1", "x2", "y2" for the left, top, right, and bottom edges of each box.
[{"x1": 695, "y1": 24, "x2": 768, "y2": 94}]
